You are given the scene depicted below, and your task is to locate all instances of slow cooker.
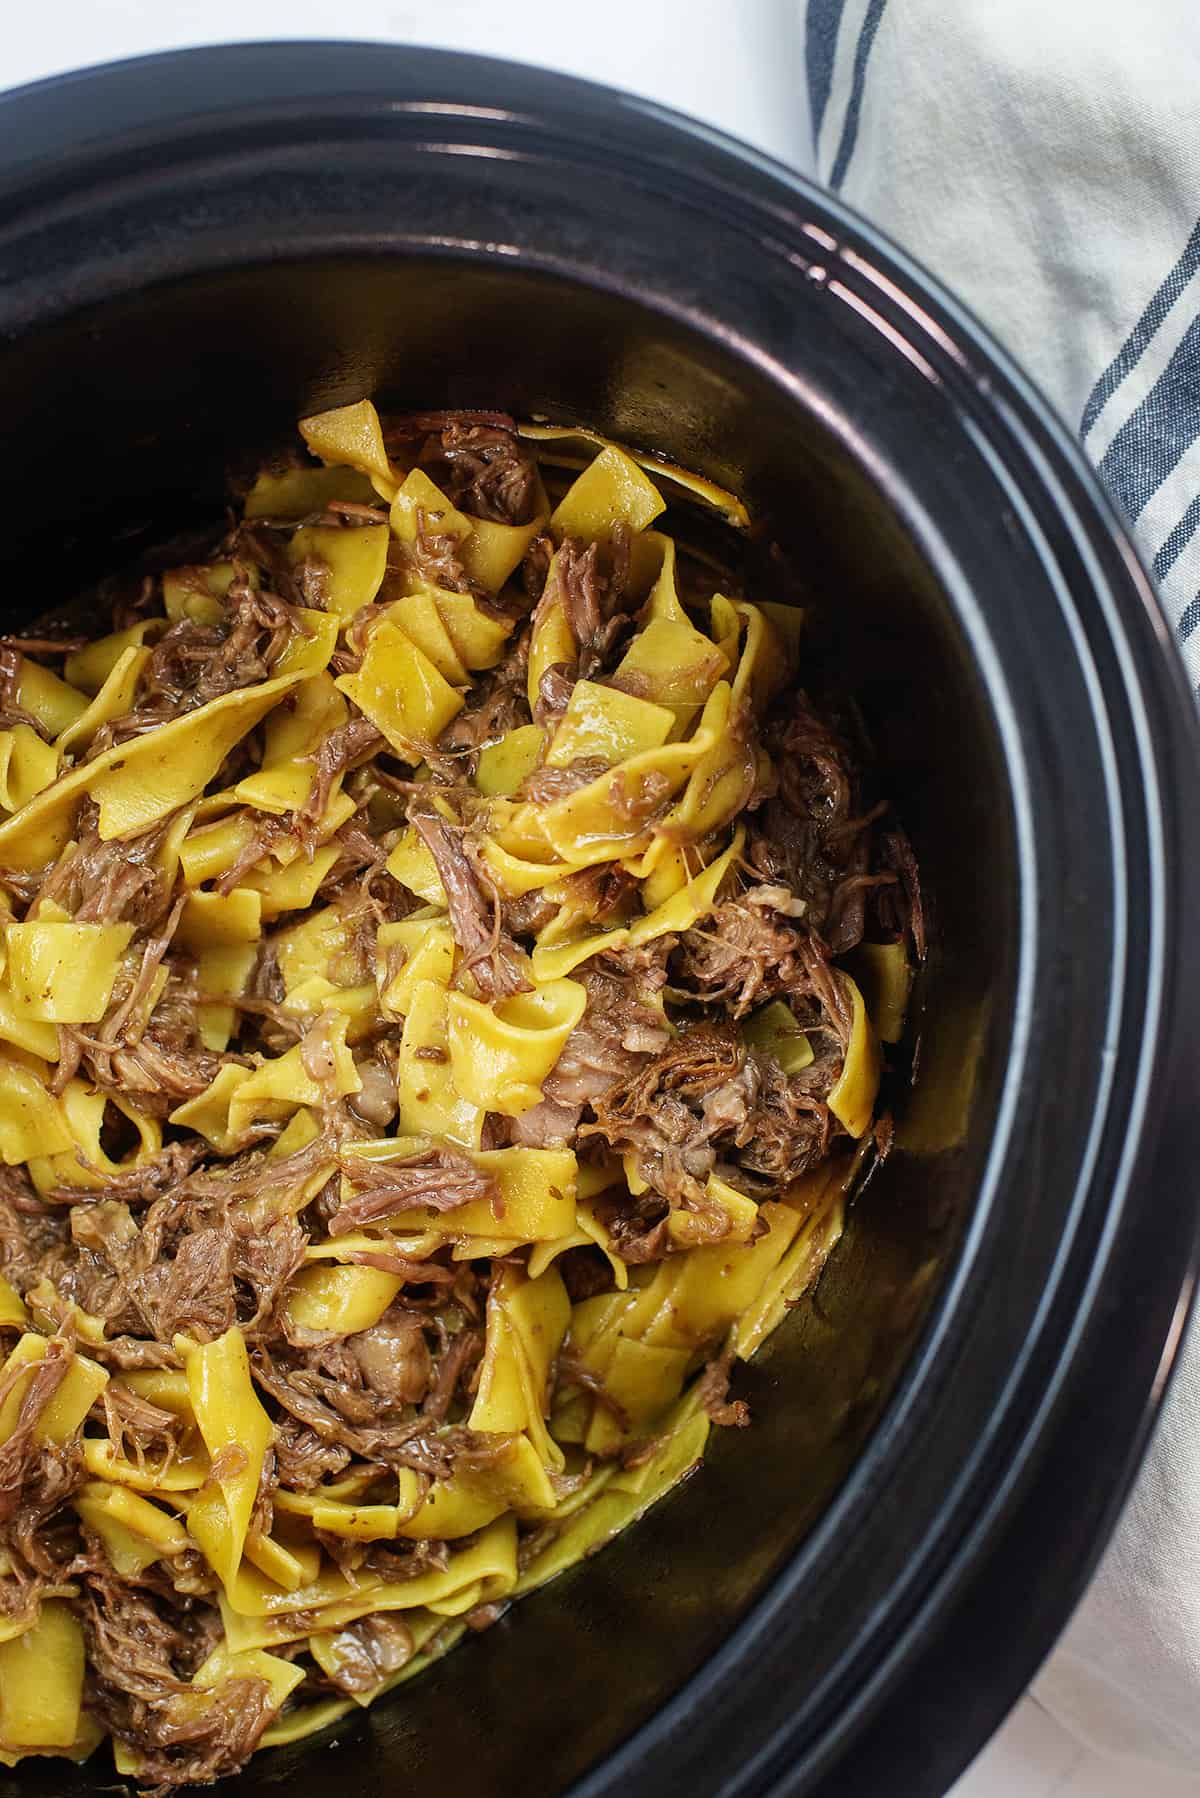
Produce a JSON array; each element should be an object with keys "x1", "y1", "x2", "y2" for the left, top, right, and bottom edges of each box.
[{"x1": 1, "y1": 42, "x2": 1198, "y2": 1796}]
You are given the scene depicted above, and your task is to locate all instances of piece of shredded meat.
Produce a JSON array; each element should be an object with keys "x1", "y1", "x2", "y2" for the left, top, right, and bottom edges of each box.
[
  {"x1": 510, "y1": 948, "x2": 673, "y2": 1149},
  {"x1": 438, "y1": 629, "x2": 531, "y2": 758},
  {"x1": 745, "y1": 690, "x2": 904, "y2": 956},
  {"x1": 409, "y1": 809, "x2": 531, "y2": 999},
  {"x1": 124, "y1": 576, "x2": 306, "y2": 726},
  {"x1": 418, "y1": 420, "x2": 539, "y2": 526},
  {"x1": 300, "y1": 715, "x2": 384, "y2": 829},
  {"x1": 669, "y1": 890, "x2": 810, "y2": 1018},
  {"x1": 584, "y1": 1022, "x2": 750, "y2": 1206},
  {"x1": 82, "y1": 1572, "x2": 279, "y2": 1791},
  {"x1": 585, "y1": 1012, "x2": 843, "y2": 1213},
  {"x1": 696, "y1": 1349, "x2": 751, "y2": 1429},
  {"x1": 329, "y1": 1146, "x2": 499, "y2": 1234}
]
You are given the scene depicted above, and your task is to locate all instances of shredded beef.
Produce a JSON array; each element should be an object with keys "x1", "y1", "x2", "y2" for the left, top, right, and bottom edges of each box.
[
  {"x1": 409, "y1": 810, "x2": 530, "y2": 1000},
  {"x1": 406, "y1": 511, "x2": 487, "y2": 601},
  {"x1": 0, "y1": 634, "x2": 88, "y2": 656},
  {"x1": 0, "y1": 1336, "x2": 74, "y2": 1524},
  {"x1": 133, "y1": 577, "x2": 304, "y2": 721},
  {"x1": 83, "y1": 1574, "x2": 278, "y2": 1791},
  {"x1": 533, "y1": 661, "x2": 576, "y2": 726},
  {"x1": 273, "y1": 1416, "x2": 352, "y2": 1491},
  {"x1": 552, "y1": 529, "x2": 636, "y2": 677},
  {"x1": 557, "y1": 536, "x2": 604, "y2": 649},
  {"x1": 732, "y1": 1051, "x2": 838, "y2": 1192},
  {"x1": 0, "y1": 1189, "x2": 72, "y2": 1296},
  {"x1": 696, "y1": 1349, "x2": 751, "y2": 1429},
  {"x1": 584, "y1": 1023, "x2": 747, "y2": 1205},
  {"x1": 595, "y1": 1192, "x2": 674, "y2": 1266},
  {"x1": 557, "y1": 1246, "x2": 616, "y2": 1304},
  {"x1": 330, "y1": 1145, "x2": 498, "y2": 1234},
  {"x1": 34, "y1": 808, "x2": 173, "y2": 931},
  {"x1": 877, "y1": 824, "x2": 926, "y2": 958},
  {"x1": 510, "y1": 951, "x2": 673, "y2": 1150},
  {"x1": 0, "y1": 647, "x2": 45, "y2": 737},
  {"x1": 49, "y1": 1143, "x2": 207, "y2": 1211},
  {"x1": 439, "y1": 630, "x2": 531, "y2": 756},
  {"x1": 745, "y1": 691, "x2": 903, "y2": 955},
  {"x1": 670, "y1": 892, "x2": 808, "y2": 1017},
  {"x1": 522, "y1": 531, "x2": 554, "y2": 601},
  {"x1": 53, "y1": 956, "x2": 222, "y2": 1116},
  {"x1": 585, "y1": 1012, "x2": 841, "y2": 1215},
  {"x1": 420, "y1": 1326, "x2": 484, "y2": 1423},
  {"x1": 418, "y1": 420, "x2": 539, "y2": 526},
  {"x1": 516, "y1": 756, "x2": 609, "y2": 806},
  {"x1": 253, "y1": 1345, "x2": 504, "y2": 1477},
  {"x1": 101, "y1": 1380, "x2": 184, "y2": 1468},
  {"x1": 300, "y1": 715, "x2": 384, "y2": 828}
]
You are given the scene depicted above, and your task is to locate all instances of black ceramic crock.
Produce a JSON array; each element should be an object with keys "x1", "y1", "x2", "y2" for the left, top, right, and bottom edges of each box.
[{"x1": 1, "y1": 41, "x2": 1199, "y2": 1798}]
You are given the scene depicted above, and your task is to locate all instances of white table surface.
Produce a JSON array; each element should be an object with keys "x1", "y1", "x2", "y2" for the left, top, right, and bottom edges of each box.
[{"x1": 3, "y1": 6, "x2": 1191, "y2": 1794}]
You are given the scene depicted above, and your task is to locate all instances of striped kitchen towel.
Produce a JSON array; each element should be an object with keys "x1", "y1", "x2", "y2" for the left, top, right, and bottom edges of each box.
[
  {"x1": 809, "y1": 0, "x2": 1200, "y2": 682},
  {"x1": 807, "y1": 0, "x2": 1200, "y2": 1768}
]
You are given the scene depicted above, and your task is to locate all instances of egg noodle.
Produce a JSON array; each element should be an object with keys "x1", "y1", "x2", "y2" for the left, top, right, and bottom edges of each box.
[{"x1": 0, "y1": 402, "x2": 917, "y2": 1788}]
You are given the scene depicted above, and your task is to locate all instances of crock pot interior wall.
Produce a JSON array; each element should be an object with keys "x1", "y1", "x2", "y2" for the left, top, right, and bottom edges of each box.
[{"x1": 0, "y1": 258, "x2": 1016, "y2": 1796}]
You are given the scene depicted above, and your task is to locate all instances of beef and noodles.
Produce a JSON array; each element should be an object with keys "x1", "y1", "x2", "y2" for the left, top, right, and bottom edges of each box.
[{"x1": 0, "y1": 401, "x2": 920, "y2": 1789}]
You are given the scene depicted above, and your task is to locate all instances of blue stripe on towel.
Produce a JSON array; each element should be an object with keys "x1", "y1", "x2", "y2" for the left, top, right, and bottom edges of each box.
[
  {"x1": 806, "y1": 0, "x2": 851, "y2": 148},
  {"x1": 1177, "y1": 592, "x2": 1200, "y2": 642},
  {"x1": 1096, "y1": 311, "x2": 1200, "y2": 521},
  {"x1": 1153, "y1": 492, "x2": 1200, "y2": 582},
  {"x1": 830, "y1": 0, "x2": 890, "y2": 191},
  {"x1": 1081, "y1": 216, "x2": 1200, "y2": 439}
]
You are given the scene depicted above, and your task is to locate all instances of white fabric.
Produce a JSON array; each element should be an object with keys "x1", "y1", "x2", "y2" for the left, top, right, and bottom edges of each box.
[
  {"x1": 814, "y1": 0, "x2": 1200, "y2": 675},
  {"x1": 6, "y1": 0, "x2": 1200, "y2": 1774}
]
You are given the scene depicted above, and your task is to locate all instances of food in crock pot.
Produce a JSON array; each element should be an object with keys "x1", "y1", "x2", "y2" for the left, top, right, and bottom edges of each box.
[{"x1": 0, "y1": 402, "x2": 920, "y2": 1789}]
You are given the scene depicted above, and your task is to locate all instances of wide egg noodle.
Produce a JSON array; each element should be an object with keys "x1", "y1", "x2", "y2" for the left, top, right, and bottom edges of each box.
[
  {"x1": 446, "y1": 978, "x2": 587, "y2": 1116},
  {"x1": 71, "y1": 1483, "x2": 190, "y2": 1579},
  {"x1": 28, "y1": 1079, "x2": 162, "y2": 1193},
  {"x1": 234, "y1": 669, "x2": 348, "y2": 815},
  {"x1": 469, "y1": 1265, "x2": 571, "y2": 1474},
  {"x1": 55, "y1": 645, "x2": 152, "y2": 758},
  {"x1": 0, "y1": 1600, "x2": 86, "y2": 1754},
  {"x1": 396, "y1": 978, "x2": 485, "y2": 1146},
  {"x1": 0, "y1": 724, "x2": 58, "y2": 813},
  {"x1": 184, "y1": 1327, "x2": 275, "y2": 1589},
  {"x1": 218, "y1": 1515, "x2": 518, "y2": 1651},
  {"x1": 335, "y1": 620, "x2": 465, "y2": 758},
  {"x1": 4, "y1": 919, "x2": 134, "y2": 1024}
]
